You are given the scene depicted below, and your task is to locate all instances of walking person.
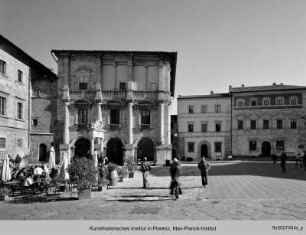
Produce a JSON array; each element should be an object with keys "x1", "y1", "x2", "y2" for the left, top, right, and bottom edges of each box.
[
  {"x1": 198, "y1": 156, "x2": 211, "y2": 188},
  {"x1": 140, "y1": 157, "x2": 151, "y2": 188},
  {"x1": 303, "y1": 151, "x2": 306, "y2": 171},
  {"x1": 280, "y1": 152, "x2": 287, "y2": 172},
  {"x1": 169, "y1": 158, "x2": 182, "y2": 200}
]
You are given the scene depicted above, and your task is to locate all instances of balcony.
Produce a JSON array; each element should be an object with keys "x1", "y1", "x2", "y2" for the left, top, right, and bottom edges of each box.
[{"x1": 69, "y1": 89, "x2": 170, "y2": 102}]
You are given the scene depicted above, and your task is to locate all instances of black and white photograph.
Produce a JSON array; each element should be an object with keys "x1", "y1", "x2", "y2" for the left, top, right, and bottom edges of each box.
[{"x1": 0, "y1": 0, "x2": 306, "y2": 234}]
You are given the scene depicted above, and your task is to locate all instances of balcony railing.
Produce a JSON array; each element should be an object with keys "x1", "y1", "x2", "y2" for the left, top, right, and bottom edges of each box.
[{"x1": 69, "y1": 90, "x2": 170, "y2": 101}]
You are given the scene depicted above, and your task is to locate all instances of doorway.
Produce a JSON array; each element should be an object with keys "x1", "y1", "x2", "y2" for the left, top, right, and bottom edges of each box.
[
  {"x1": 201, "y1": 144, "x2": 208, "y2": 158},
  {"x1": 74, "y1": 138, "x2": 90, "y2": 157},
  {"x1": 262, "y1": 141, "x2": 271, "y2": 157},
  {"x1": 106, "y1": 138, "x2": 124, "y2": 165},
  {"x1": 137, "y1": 138, "x2": 155, "y2": 162},
  {"x1": 39, "y1": 144, "x2": 47, "y2": 162}
]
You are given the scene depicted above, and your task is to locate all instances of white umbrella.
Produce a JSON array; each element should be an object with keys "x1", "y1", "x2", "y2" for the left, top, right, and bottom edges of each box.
[
  {"x1": 59, "y1": 152, "x2": 69, "y2": 181},
  {"x1": 48, "y1": 146, "x2": 56, "y2": 169},
  {"x1": 1, "y1": 155, "x2": 12, "y2": 181}
]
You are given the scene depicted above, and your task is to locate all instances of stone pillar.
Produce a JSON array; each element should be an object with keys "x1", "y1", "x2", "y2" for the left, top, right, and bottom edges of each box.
[
  {"x1": 128, "y1": 102, "x2": 133, "y2": 144},
  {"x1": 91, "y1": 138, "x2": 95, "y2": 155},
  {"x1": 61, "y1": 85, "x2": 70, "y2": 164},
  {"x1": 159, "y1": 102, "x2": 165, "y2": 144}
]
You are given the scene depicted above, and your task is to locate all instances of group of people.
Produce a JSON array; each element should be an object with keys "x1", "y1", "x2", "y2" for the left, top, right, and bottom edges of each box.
[
  {"x1": 280, "y1": 150, "x2": 306, "y2": 172},
  {"x1": 139, "y1": 156, "x2": 211, "y2": 200}
]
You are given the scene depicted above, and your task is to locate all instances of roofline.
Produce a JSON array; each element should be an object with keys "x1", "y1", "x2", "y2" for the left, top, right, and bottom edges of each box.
[
  {"x1": 51, "y1": 49, "x2": 177, "y2": 96},
  {"x1": 0, "y1": 34, "x2": 56, "y2": 78},
  {"x1": 229, "y1": 86, "x2": 306, "y2": 94},
  {"x1": 178, "y1": 93, "x2": 230, "y2": 99}
]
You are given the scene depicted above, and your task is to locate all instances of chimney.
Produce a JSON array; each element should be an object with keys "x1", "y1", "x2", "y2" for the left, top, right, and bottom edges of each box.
[
  {"x1": 241, "y1": 84, "x2": 244, "y2": 87},
  {"x1": 280, "y1": 83, "x2": 283, "y2": 85},
  {"x1": 273, "y1": 82, "x2": 276, "y2": 86},
  {"x1": 210, "y1": 91, "x2": 214, "y2": 95}
]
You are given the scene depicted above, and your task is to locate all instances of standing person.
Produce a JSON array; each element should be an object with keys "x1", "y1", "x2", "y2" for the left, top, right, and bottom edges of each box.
[
  {"x1": 140, "y1": 157, "x2": 151, "y2": 188},
  {"x1": 169, "y1": 158, "x2": 182, "y2": 200},
  {"x1": 198, "y1": 156, "x2": 211, "y2": 188},
  {"x1": 280, "y1": 152, "x2": 287, "y2": 172}
]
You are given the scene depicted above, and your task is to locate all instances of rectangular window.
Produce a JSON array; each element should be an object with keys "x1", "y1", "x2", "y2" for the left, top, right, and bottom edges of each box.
[
  {"x1": 277, "y1": 119, "x2": 283, "y2": 129},
  {"x1": 0, "y1": 60, "x2": 6, "y2": 75},
  {"x1": 141, "y1": 110, "x2": 150, "y2": 125},
  {"x1": 250, "y1": 100, "x2": 257, "y2": 106},
  {"x1": 201, "y1": 123, "x2": 207, "y2": 132},
  {"x1": 214, "y1": 142, "x2": 222, "y2": 152},
  {"x1": 215, "y1": 122, "x2": 221, "y2": 132},
  {"x1": 263, "y1": 120, "x2": 269, "y2": 129},
  {"x1": 78, "y1": 109, "x2": 88, "y2": 124},
  {"x1": 263, "y1": 100, "x2": 270, "y2": 105},
  {"x1": 17, "y1": 139, "x2": 23, "y2": 147},
  {"x1": 17, "y1": 102, "x2": 23, "y2": 119},
  {"x1": 201, "y1": 105, "x2": 207, "y2": 113},
  {"x1": 290, "y1": 119, "x2": 297, "y2": 129},
  {"x1": 110, "y1": 109, "x2": 120, "y2": 124},
  {"x1": 0, "y1": 138, "x2": 6, "y2": 148},
  {"x1": 238, "y1": 101, "x2": 244, "y2": 107},
  {"x1": 188, "y1": 123, "x2": 194, "y2": 132},
  {"x1": 238, "y1": 120, "x2": 244, "y2": 130},
  {"x1": 249, "y1": 141, "x2": 257, "y2": 151},
  {"x1": 32, "y1": 119, "x2": 38, "y2": 126},
  {"x1": 79, "y1": 74, "x2": 88, "y2": 90},
  {"x1": 291, "y1": 99, "x2": 297, "y2": 105},
  {"x1": 250, "y1": 120, "x2": 256, "y2": 129},
  {"x1": 188, "y1": 105, "x2": 194, "y2": 114},
  {"x1": 18, "y1": 70, "x2": 23, "y2": 83},
  {"x1": 215, "y1": 104, "x2": 221, "y2": 113},
  {"x1": 119, "y1": 82, "x2": 126, "y2": 90},
  {"x1": 33, "y1": 90, "x2": 40, "y2": 97},
  {"x1": 188, "y1": 142, "x2": 194, "y2": 152},
  {"x1": 276, "y1": 99, "x2": 284, "y2": 105},
  {"x1": 0, "y1": 97, "x2": 6, "y2": 115},
  {"x1": 276, "y1": 140, "x2": 285, "y2": 150}
]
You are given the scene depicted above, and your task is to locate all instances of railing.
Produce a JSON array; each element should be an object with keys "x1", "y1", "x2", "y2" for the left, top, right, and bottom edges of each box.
[{"x1": 69, "y1": 90, "x2": 169, "y2": 101}]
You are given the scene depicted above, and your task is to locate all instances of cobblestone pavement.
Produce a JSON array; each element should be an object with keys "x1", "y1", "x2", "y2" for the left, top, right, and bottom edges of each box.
[{"x1": 0, "y1": 161, "x2": 306, "y2": 220}]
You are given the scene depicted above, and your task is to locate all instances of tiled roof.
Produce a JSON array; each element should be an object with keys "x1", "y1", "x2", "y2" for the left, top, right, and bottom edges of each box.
[
  {"x1": 178, "y1": 93, "x2": 230, "y2": 99},
  {"x1": 229, "y1": 84, "x2": 306, "y2": 93}
]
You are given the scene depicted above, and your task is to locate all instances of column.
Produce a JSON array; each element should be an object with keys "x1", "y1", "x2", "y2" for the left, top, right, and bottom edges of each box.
[
  {"x1": 91, "y1": 138, "x2": 95, "y2": 155},
  {"x1": 159, "y1": 102, "x2": 165, "y2": 144},
  {"x1": 97, "y1": 102, "x2": 102, "y2": 123},
  {"x1": 128, "y1": 102, "x2": 133, "y2": 144},
  {"x1": 63, "y1": 101, "x2": 69, "y2": 144}
]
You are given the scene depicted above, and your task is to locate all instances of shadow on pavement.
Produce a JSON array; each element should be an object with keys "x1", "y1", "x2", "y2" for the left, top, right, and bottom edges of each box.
[
  {"x1": 6, "y1": 194, "x2": 78, "y2": 204},
  {"x1": 107, "y1": 194, "x2": 174, "y2": 202},
  {"x1": 151, "y1": 162, "x2": 306, "y2": 181}
]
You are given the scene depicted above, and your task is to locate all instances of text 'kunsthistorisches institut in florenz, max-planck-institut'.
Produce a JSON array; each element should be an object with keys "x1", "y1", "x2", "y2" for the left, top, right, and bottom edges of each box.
[{"x1": 1, "y1": 34, "x2": 306, "y2": 165}]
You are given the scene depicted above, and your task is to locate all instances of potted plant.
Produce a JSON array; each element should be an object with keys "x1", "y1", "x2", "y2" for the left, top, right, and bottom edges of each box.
[
  {"x1": 68, "y1": 157, "x2": 97, "y2": 200},
  {"x1": 107, "y1": 162, "x2": 118, "y2": 186},
  {"x1": 0, "y1": 185, "x2": 10, "y2": 201},
  {"x1": 121, "y1": 165, "x2": 129, "y2": 182}
]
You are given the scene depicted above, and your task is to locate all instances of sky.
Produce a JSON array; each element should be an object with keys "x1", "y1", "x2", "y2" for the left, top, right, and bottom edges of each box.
[{"x1": 1, "y1": 0, "x2": 306, "y2": 114}]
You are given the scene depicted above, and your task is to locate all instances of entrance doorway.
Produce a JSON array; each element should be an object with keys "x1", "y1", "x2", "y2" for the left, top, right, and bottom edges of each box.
[
  {"x1": 39, "y1": 144, "x2": 47, "y2": 162},
  {"x1": 137, "y1": 138, "x2": 155, "y2": 162},
  {"x1": 75, "y1": 138, "x2": 90, "y2": 157},
  {"x1": 106, "y1": 138, "x2": 124, "y2": 165},
  {"x1": 201, "y1": 144, "x2": 208, "y2": 158},
  {"x1": 262, "y1": 141, "x2": 271, "y2": 157}
]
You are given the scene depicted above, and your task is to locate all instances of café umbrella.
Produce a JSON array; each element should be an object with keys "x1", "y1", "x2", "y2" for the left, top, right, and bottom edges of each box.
[
  {"x1": 1, "y1": 155, "x2": 12, "y2": 182},
  {"x1": 59, "y1": 152, "x2": 69, "y2": 181}
]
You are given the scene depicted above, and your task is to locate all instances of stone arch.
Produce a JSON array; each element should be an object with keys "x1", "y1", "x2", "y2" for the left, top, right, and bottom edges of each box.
[
  {"x1": 197, "y1": 140, "x2": 211, "y2": 160},
  {"x1": 74, "y1": 137, "x2": 91, "y2": 157},
  {"x1": 38, "y1": 143, "x2": 48, "y2": 162},
  {"x1": 136, "y1": 137, "x2": 156, "y2": 162},
  {"x1": 106, "y1": 138, "x2": 124, "y2": 165}
]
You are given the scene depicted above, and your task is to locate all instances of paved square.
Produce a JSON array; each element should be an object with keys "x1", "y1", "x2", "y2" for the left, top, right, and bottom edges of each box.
[{"x1": 0, "y1": 161, "x2": 306, "y2": 220}]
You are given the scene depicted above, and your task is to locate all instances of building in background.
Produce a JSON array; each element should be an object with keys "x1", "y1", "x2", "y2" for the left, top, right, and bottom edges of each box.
[
  {"x1": 51, "y1": 50, "x2": 177, "y2": 165},
  {"x1": 230, "y1": 83, "x2": 306, "y2": 158},
  {"x1": 177, "y1": 92, "x2": 231, "y2": 161},
  {"x1": 0, "y1": 35, "x2": 56, "y2": 161}
]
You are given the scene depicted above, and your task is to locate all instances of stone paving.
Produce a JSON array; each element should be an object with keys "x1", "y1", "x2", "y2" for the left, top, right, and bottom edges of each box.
[{"x1": 0, "y1": 161, "x2": 306, "y2": 220}]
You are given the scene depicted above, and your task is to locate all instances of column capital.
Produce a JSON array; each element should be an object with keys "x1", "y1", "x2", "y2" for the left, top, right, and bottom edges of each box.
[{"x1": 62, "y1": 85, "x2": 70, "y2": 102}]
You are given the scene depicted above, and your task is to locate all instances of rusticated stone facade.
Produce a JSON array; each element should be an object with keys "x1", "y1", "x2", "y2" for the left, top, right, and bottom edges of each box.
[{"x1": 51, "y1": 50, "x2": 177, "y2": 165}]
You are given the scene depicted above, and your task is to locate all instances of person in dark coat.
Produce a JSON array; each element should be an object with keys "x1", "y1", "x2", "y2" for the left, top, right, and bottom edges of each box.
[
  {"x1": 303, "y1": 151, "x2": 306, "y2": 171},
  {"x1": 140, "y1": 157, "x2": 151, "y2": 188},
  {"x1": 169, "y1": 158, "x2": 182, "y2": 200},
  {"x1": 280, "y1": 152, "x2": 287, "y2": 172},
  {"x1": 198, "y1": 156, "x2": 211, "y2": 188}
]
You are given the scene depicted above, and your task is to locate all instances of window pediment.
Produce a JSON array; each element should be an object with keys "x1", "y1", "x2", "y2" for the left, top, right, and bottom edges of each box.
[{"x1": 74, "y1": 99, "x2": 92, "y2": 109}]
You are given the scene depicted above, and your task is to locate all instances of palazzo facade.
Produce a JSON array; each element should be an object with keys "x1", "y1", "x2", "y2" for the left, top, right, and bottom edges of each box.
[{"x1": 51, "y1": 50, "x2": 177, "y2": 165}]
